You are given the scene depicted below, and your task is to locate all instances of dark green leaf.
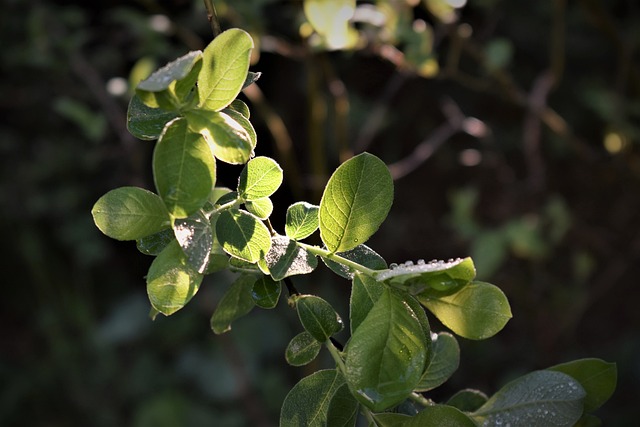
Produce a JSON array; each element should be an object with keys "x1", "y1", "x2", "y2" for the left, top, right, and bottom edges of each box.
[
  {"x1": 264, "y1": 235, "x2": 318, "y2": 281},
  {"x1": 415, "y1": 332, "x2": 460, "y2": 392},
  {"x1": 280, "y1": 369, "x2": 354, "y2": 427},
  {"x1": 446, "y1": 389, "x2": 489, "y2": 412},
  {"x1": 471, "y1": 370, "x2": 586, "y2": 427},
  {"x1": 324, "y1": 244, "x2": 387, "y2": 280},
  {"x1": 251, "y1": 276, "x2": 281, "y2": 309},
  {"x1": 92, "y1": 186, "x2": 171, "y2": 241},
  {"x1": 319, "y1": 152, "x2": 393, "y2": 253},
  {"x1": 237, "y1": 156, "x2": 283, "y2": 201},
  {"x1": 147, "y1": 241, "x2": 203, "y2": 316},
  {"x1": 285, "y1": 201, "x2": 320, "y2": 241},
  {"x1": 210, "y1": 274, "x2": 257, "y2": 334},
  {"x1": 126, "y1": 94, "x2": 179, "y2": 140},
  {"x1": 404, "y1": 405, "x2": 477, "y2": 427},
  {"x1": 547, "y1": 358, "x2": 617, "y2": 413},
  {"x1": 215, "y1": 209, "x2": 271, "y2": 263},
  {"x1": 242, "y1": 71, "x2": 261, "y2": 89},
  {"x1": 296, "y1": 295, "x2": 344, "y2": 342},
  {"x1": 326, "y1": 384, "x2": 359, "y2": 427},
  {"x1": 372, "y1": 413, "x2": 411, "y2": 427},
  {"x1": 198, "y1": 28, "x2": 254, "y2": 111},
  {"x1": 173, "y1": 209, "x2": 212, "y2": 273},
  {"x1": 137, "y1": 228, "x2": 175, "y2": 255},
  {"x1": 153, "y1": 118, "x2": 216, "y2": 218},
  {"x1": 285, "y1": 331, "x2": 322, "y2": 366},
  {"x1": 418, "y1": 281, "x2": 512, "y2": 340},
  {"x1": 345, "y1": 288, "x2": 428, "y2": 411},
  {"x1": 349, "y1": 273, "x2": 384, "y2": 333}
]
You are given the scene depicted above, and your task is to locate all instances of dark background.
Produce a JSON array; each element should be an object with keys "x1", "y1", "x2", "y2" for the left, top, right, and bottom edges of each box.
[{"x1": 1, "y1": 0, "x2": 638, "y2": 425}]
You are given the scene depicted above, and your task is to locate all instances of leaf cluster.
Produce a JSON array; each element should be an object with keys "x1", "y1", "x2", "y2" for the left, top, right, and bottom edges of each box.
[{"x1": 91, "y1": 28, "x2": 616, "y2": 426}]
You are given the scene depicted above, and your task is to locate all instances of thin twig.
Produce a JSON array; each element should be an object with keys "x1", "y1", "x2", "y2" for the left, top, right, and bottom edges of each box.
[{"x1": 203, "y1": 0, "x2": 221, "y2": 38}]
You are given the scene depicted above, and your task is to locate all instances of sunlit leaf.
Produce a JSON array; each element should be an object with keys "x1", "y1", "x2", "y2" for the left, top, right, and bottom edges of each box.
[
  {"x1": 319, "y1": 152, "x2": 393, "y2": 253},
  {"x1": 198, "y1": 28, "x2": 254, "y2": 111},
  {"x1": 92, "y1": 186, "x2": 170, "y2": 241},
  {"x1": 285, "y1": 201, "x2": 320, "y2": 241},
  {"x1": 245, "y1": 197, "x2": 273, "y2": 219},
  {"x1": 377, "y1": 257, "x2": 475, "y2": 295},
  {"x1": 147, "y1": 241, "x2": 203, "y2": 316},
  {"x1": 216, "y1": 209, "x2": 271, "y2": 263},
  {"x1": 418, "y1": 281, "x2": 512, "y2": 340},
  {"x1": 237, "y1": 156, "x2": 283, "y2": 201}
]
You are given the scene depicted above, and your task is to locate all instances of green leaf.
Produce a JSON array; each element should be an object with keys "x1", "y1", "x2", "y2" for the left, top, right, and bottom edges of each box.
[
  {"x1": 136, "y1": 228, "x2": 175, "y2": 255},
  {"x1": 237, "y1": 156, "x2": 283, "y2": 201},
  {"x1": 173, "y1": 210, "x2": 212, "y2": 273},
  {"x1": 285, "y1": 201, "x2": 320, "y2": 241},
  {"x1": 418, "y1": 281, "x2": 512, "y2": 340},
  {"x1": 280, "y1": 369, "x2": 357, "y2": 427},
  {"x1": 251, "y1": 276, "x2": 281, "y2": 309},
  {"x1": 344, "y1": 288, "x2": 428, "y2": 411},
  {"x1": 227, "y1": 98, "x2": 251, "y2": 118},
  {"x1": 153, "y1": 118, "x2": 216, "y2": 218},
  {"x1": 210, "y1": 274, "x2": 257, "y2": 334},
  {"x1": 285, "y1": 331, "x2": 322, "y2": 366},
  {"x1": 446, "y1": 389, "x2": 489, "y2": 412},
  {"x1": 136, "y1": 50, "x2": 202, "y2": 110},
  {"x1": 215, "y1": 209, "x2": 272, "y2": 263},
  {"x1": 471, "y1": 370, "x2": 586, "y2": 427},
  {"x1": 146, "y1": 241, "x2": 203, "y2": 316},
  {"x1": 349, "y1": 273, "x2": 384, "y2": 333},
  {"x1": 403, "y1": 405, "x2": 477, "y2": 427},
  {"x1": 204, "y1": 254, "x2": 229, "y2": 274},
  {"x1": 319, "y1": 152, "x2": 393, "y2": 253},
  {"x1": 92, "y1": 186, "x2": 171, "y2": 241},
  {"x1": 415, "y1": 332, "x2": 460, "y2": 392},
  {"x1": 245, "y1": 197, "x2": 273, "y2": 219},
  {"x1": 372, "y1": 413, "x2": 411, "y2": 427},
  {"x1": 185, "y1": 109, "x2": 254, "y2": 165},
  {"x1": 296, "y1": 295, "x2": 344, "y2": 342},
  {"x1": 127, "y1": 94, "x2": 179, "y2": 140},
  {"x1": 198, "y1": 28, "x2": 254, "y2": 111},
  {"x1": 547, "y1": 358, "x2": 617, "y2": 413},
  {"x1": 264, "y1": 235, "x2": 318, "y2": 281},
  {"x1": 377, "y1": 257, "x2": 476, "y2": 295},
  {"x1": 242, "y1": 71, "x2": 261, "y2": 89},
  {"x1": 324, "y1": 244, "x2": 388, "y2": 280}
]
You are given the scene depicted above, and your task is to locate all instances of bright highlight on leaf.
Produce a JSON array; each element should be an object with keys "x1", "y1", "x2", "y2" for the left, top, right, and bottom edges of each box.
[
  {"x1": 285, "y1": 202, "x2": 320, "y2": 240},
  {"x1": 92, "y1": 186, "x2": 170, "y2": 241},
  {"x1": 319, "y1": 152, "x2": 393, "y2": 253}
]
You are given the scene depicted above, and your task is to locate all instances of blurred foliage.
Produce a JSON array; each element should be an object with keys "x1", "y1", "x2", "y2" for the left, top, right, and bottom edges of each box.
[{"x1": 1, "y1": 0, "x2": 639, "y2": 425}]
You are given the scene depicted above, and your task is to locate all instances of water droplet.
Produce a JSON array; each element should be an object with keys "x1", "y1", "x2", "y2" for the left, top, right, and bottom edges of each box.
[{"x1": 389, "y1": 263, "x2": 398, "y2": 269}]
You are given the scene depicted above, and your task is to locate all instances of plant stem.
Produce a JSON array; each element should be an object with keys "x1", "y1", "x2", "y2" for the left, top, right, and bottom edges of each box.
[
  {"x1": 203, "y1": 0, "x2": 221, "y2": 38},
  {"x1": 325, "y1": 338, "x2": 347, "y2": 375},
  {"x1": 409, "y1": 392, "x2": 434, "y2": 407},
  {"x1": 297, "y1": 243, "x2": 377, "y2": 277}
]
